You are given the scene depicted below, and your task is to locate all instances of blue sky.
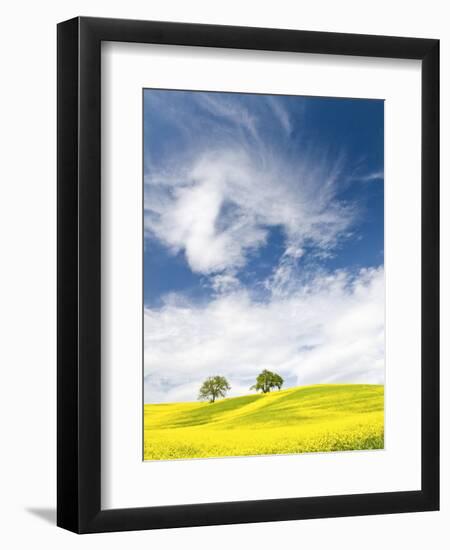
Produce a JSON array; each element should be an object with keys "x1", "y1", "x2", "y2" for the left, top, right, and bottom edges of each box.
[{"x1": 143, "y1": 90, "x2": 384, "y2": 403}]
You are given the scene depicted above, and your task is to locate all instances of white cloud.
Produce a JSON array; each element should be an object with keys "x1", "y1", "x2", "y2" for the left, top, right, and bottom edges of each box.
[
  {"x1": 195, "y1": 93, "x2": 260, "y2": 142},
  {"x1": 266, "y1": 96, "x2": 293, "y2": 135},
  {"x1": 352, "y1": 170, "x2": 384, "y2": 183},
  {"x1": 210, "y1": 273, "x2": 241, "y2": 294},
  {"x1": 144, "y1": 92, "x2": 357, "y2": 277},
  {"x1": 264, "y1": 247, "x2": 305, "y2": 298},
  {"x1": 144, "y1": 266, "x2": 384, "y2": 403},
  {"x1": 145, "y1": 146, "x2": 353, "y2": 275}
]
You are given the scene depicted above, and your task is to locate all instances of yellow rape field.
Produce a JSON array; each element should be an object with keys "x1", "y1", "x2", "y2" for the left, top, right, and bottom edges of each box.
[{"x1": 143, "y1": 384, "x2": 384, "y2": 460}]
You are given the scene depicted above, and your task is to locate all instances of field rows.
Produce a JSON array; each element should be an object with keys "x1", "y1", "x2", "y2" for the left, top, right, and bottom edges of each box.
[{"x1": 144, "y1": 384, "x2": 384, "y2": 460}]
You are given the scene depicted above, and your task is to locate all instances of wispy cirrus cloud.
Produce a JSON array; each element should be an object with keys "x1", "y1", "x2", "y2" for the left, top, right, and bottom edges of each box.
[
  {"x1": 144, "y1": 91, "x2": 355, "y2": 277},
  {"x1": 145, "y1": 147, "x2": 353, "y2": 275},
  {"x1": 350, "y1": 170, "x2": 384, "y2": 183},
  {"x1": 266, "y1": 95, "x2": 293, "y2": 136}
]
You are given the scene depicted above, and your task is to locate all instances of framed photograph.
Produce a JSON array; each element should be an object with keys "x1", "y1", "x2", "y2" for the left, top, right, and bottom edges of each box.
[{"x1": 57, "y1": 17, "x2": 439, "y2": 533}]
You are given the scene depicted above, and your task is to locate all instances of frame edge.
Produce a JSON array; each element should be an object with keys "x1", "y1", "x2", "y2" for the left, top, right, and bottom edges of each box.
[
  {"x1": 57, "y1": 16, "x2": 81, "y2": 533},
  {"x1": 420, "y1": 39, "x2": 440, "y2": 512}
]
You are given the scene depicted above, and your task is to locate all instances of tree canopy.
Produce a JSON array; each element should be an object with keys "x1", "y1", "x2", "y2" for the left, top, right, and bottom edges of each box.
[
  {"x1": 198, "y1": 376, "x2": 231, "y2": 403},
  {"x1": 250, "y1": 369, "x2": 284, "y2": 393}
]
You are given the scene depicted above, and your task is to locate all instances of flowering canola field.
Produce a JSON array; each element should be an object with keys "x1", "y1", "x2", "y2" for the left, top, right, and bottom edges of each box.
[{"x1": 143, "y1": 384, "x2": 384, "y2": 460}]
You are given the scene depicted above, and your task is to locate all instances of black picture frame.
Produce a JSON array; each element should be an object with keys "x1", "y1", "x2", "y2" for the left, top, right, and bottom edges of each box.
[{"x1": 57, "y1": 16, "x2": 439, "y2": 534}]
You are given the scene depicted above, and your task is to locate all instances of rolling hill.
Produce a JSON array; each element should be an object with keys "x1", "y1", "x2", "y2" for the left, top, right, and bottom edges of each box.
[{"x1": 144, "y1": 383, "x2": 384, "y2": 460}]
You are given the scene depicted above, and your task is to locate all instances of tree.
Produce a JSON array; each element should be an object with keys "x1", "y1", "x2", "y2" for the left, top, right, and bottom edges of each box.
[
  {"x1": 198, "y1": 376, "x2": 231, "y2": 403},
  {"x1": 250, "y1": 369, "x2": 284, "y2": 393}
]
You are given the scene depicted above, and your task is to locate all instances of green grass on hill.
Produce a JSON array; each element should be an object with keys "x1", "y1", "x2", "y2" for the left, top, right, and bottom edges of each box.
[{"x1": 144, "y1": 383, "x2": 384, "y2": 460}]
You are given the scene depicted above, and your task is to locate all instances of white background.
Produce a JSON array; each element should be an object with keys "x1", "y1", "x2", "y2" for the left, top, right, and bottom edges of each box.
[
  {"x1": 102, "y1": 43, "x2": 421, "y2": 509},
  {"x1": 0, "y1": 1, "x2": 448, "y2": 548}
]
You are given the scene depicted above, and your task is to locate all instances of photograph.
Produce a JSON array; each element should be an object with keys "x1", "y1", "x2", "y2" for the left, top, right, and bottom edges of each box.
[{"x1": 142, "y1": 89, "x2": 385, "y2": 461}]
